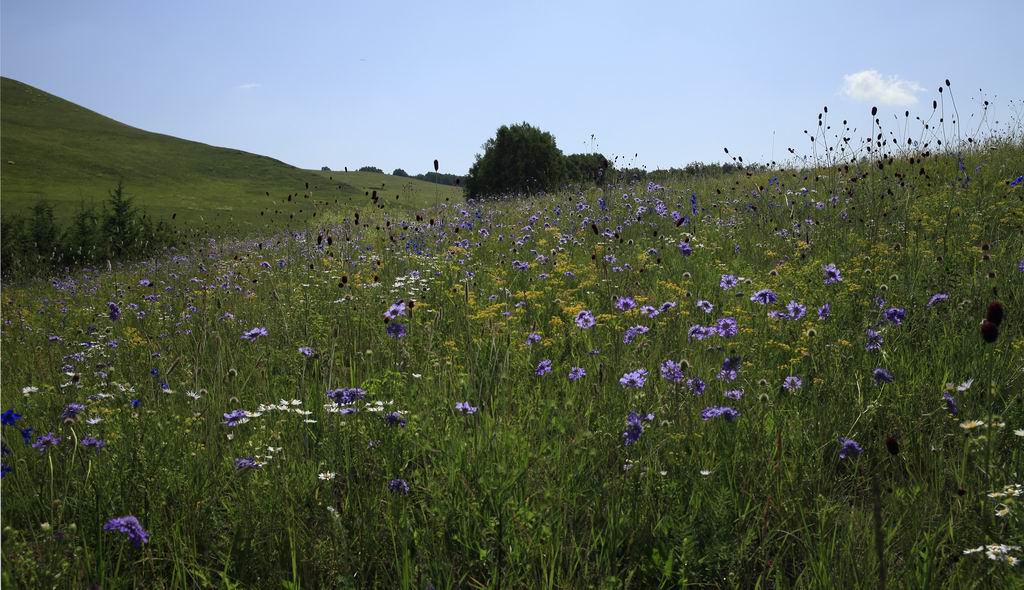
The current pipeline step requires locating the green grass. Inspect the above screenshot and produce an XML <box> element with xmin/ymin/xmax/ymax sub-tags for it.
<box><xmin>0</xmin><ymin>77</ymin><xmax>461</xmax><ymax>233</ymax></box>
<box><xmin>2</xmin><ymin>138</ymin><xmax>1023</xmax><ymax>587</ymax></box>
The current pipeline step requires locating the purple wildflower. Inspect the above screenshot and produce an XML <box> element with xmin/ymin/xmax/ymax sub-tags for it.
<box><xmin>751</xmin><ymin>289</ymin><xmax>778</xmax><ymax>305</ymax></box>
<box><xmin>32</xmin><ymin>432</ymin><xmax>60</xmax><ymax>453</ymax></box>
<box><xmin>81</xmin><ymin>436</ymin><xmax>106</xmax><ymax>452</ymax></box>
<box><xmin>838</xmin><ymin>437</ymin><xmax>864</xmax><ymax>460</ymax></box>
<box><xmin>678</xmin><ymin>241</ymin><xmax>693</xmax><ymax>256</ymax></box>
<box><xmin>575</xmin><ymin>310</ymin><xmax>596</xmax><ymax>328</ymax></box>
<box><xmin>568</xmin><ymin>367</ymin><xmax>586</xmax><ymax>382</ymax></box>
<box><xmin>927</xmin><ymin>293</ymin><xmax>949</xmax><ymax>307</ymax></box>
<box><xmin>942</xmin><ymin>391</ymin><xmax>958</xmax><ymax>416</ymax></box>
<box><xmin>385</xmin><ymin>411</ymin><xmax>407</xmax><ymax>427</ymax></box>
<box><xmin>785</xmin><ymin>301</ymin><xmax>807</xmax><ymax>320</ymax></box>
<box><xmin>103</xmin><ymin>516</ymin><xmax>149</xmax><ymax>547</ymax></box>
<box><xmin>298</xmin><ymin>346</ymin><xmax>316</xmax><ymax>357</ymax></box>
<box><xmin>873</xmin><ymin>367</ymin><xmax>894</xmax><ymax>385</ymax></box>
<box><xmin>1</xmin><ymin>410</ymin><xmax>21</xmax><ymax>426</ymax></box>
<box><xmin>716</xmin><ymin>317</ymin><xmax>738</xmax><ymax>337</ymax></box>
<box><xmin>718</xmin><ymin>356</ymin><xmax>741</xmax><ymax>382</ymax></box>
<box><xmin>61</xmin><ymin>403</ymin><xmax>86</xmax><ymax>420</ymax></box>
<box><xmin>107</xmin><ymin>302</ymin><xmax>121</xmax><ymax>321</ymax></box>
<box><xmin>535</xmin><ymin>360</ymin><xmax>553</xmax><ymax>376</ymax></box>
<box><xmin>883</xmin><ymin>307</ymin><xmax>906</xmax><ymax>326</ymax></box>
<box><xmin>687</xmin><ymin>377</ymin><xmax>706</xmax><ymax>396</ymax></box>
<box><xmin>660</xmin><ymin>360</ymin><xmax>684</xmax><ymax>383</ymax></box>
<box><xmin>614</xmin><ymin>296</ymin><xmax>636</xmax><ymax>311</ymax></box>
<box><xmin>234</xmin><ymin>457</ymin><xmax>260</xmax><ymax>471</ymax></box>
<box><xmin>455</xmin><ymin>401</ymin><xmax>478</xmax><ymax>414</ymax></box>
<box><xmin>700</xmin><ymin>406</ymin><xmax>740</xmax><ymax>422</ymax></box>
<box><xmin>619</xmin><ymin>369</ymin><xmax>648</xmax><ymax>389</ymax></box>
<box><xmin>696</xmin><ymin>300</ymin><xmax>714</xmax><ymax>313</ymax></box>
<box><xmin>817</xmin><ymin>303</ymin><xmax>831</xmax><ymax>320</ymax></box>
<box><xmin>241</xmin><ymin>327</ymin><xmax>268</xmax><ymax>341</ymax></box>
<box><xmin>222</xmin><ymin>409</ymin><xmax>250</xmax><ymax>426</ymax></box>
<box><xmin>720</xmin><ymin>274</ymin><xmax>738</xmax><ymax>290</ymax></box>
<box><xmin>328</xmin><ymin>388</ymin><xmax>366</xmax><ymax>405</ymax></box>
<box><xmin>386</xmin><ymin>322</ymin><xmax>407</xmax><ymax>338</ymax></box>
<box><xmin>389</xmin><ymin>478</ymin><xmax>410</xmax><ymax>494</ymax></box>
<box><xmin>823</xmin><ymin>263</ymin><xmax>842</xmax><ymax>285</ymax></box>
<box><xmin>783</xmin><ymin>376</ymin><xmax>802</xmax><ymax>391</ymax></box>
<box><xmin>724</xmin><ymin>389</ymin><xmax>744</xmax><ymax>400</ymax></box>
<box><xmin>865</xmin><ymin>329</ymin><xmax>883</xmax><ymax>351</ymax></box>
<box><xmin>526</xmin><ymin>333</ymin><xmax>542</xmax><ymax>345</ymax></box>
<box><xmin>622</xmin><ymin>411</ymin><xmax>654</xmax><ymax>446</ymax></box>
<box><xmin>623</xmin><ymin>325</ymin><xmax>649</xmax><ymax>344</ymax></box>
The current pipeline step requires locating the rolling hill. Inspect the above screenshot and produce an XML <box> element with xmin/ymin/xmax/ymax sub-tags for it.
<box><xmin>0</xmin><ymin>77</ymin><xmax>461</xmax><ymax>232</ymax></box>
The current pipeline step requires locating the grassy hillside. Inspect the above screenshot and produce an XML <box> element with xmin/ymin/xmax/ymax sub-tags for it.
<box><xmin>0</xmin><ymin>77</ymin><xmax>460</xmax><ymax>232</ymax></box>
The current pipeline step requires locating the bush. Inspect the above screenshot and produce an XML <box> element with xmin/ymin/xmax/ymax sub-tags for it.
<box><xmin>565</xmin><ymin>153</ymin><xmax>612</xmax><ymax>185</ymax></box>
<box><xmin>392</xmin><ymin>168</ymin><xmax>408</xmax><ymax>177</ymax></box>
<box><xmin>358</xmin><ymin>166</ymin><xmax>383</xmax><ymax>174</ymax></box>
<box><xmin>464</xmin><ymin>122</ymin><xmax>566</xmax><ymax>198</ymax></box>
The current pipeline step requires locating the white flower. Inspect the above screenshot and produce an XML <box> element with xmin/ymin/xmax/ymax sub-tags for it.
<box><xmin>186</xmin><ymin>390</ymin><xmax>201</xmax><ymax>400</ymax></box>
<box><xmin>319</xmin><ymin>472</ymin><xmax>336</xmax><ymax>481</ymax></box>
<box><xmin>85</xmin><ymin>417</ymin><xmax>103</xmax><ymax>425</ymax></box>
<box><xmin>957</xmin><ymin>379</ymin><xmax>974</xmax><ymax>392</ymax></box>
<box><xmin>700</xmin><ymin>469</ymin><xmax>712</xmax><ymax>477</ymax></box>
<box><xmin>960</xmin><ymin>420</ymin><xmax>985</xmax><ymax>430</ymax></box>
<box><xmin>21</xmin><ymin>386</ymin><xmax>39</xmax><ymax>394</ymax></box>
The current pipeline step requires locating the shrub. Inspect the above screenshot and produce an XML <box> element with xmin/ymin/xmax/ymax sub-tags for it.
<box><xmin>464</xmin><ymin>122</ymin><xmax>566</xmax><ymax>199</ymax></box>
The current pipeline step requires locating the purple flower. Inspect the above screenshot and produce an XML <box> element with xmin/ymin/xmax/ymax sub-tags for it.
<box><xmin>234</xmin><ymin>457</ymin><xmax>260</xmax><ymax>470</ymax></box>
<box><xmin>385</xmin><ymin>411</ymin><xmax>407</xmax><ymax>427</ymax></box>
<box><xmin>512</xmin><ymin>260</ymin><xmax>530</xmax><ymax>271</ymax></box>
<box><xmin>327</xmin><ymin>388</ymin><xmax>366</xmax><ymax>405</ymax></box>
<box><xmin>614</xmin><ymin>296</ymin><xmax>636</xmax><ymax>311</ymax></box>
<box><xmin>696</xmin><ymin>300</ymin><xmax>714</xmax><ymax>314</ymax></box>
<box><xmin>927</xmin><ymin>293</ymin><xmax>949</xmax><ymax>307</ymax></box>
<box><xmin>700</xmin><ymin>406</ymin><xmax>740</xmax><ymax>422</ymax></box>
<box><xmin>687</xmin><ymin>324</ymin><xmax>714</xmax><ymax>341</ymax></box>
<box><xmin>526</xmin><ymin>333</ymin><xmax>542</xmax><ymax>345</ymax></box>
<box><xmin>389</xmin><ymin>478</ymin><xmax>410</xmax><ymax>494</ymax></box>
<box><xmin>623</xmin><ymin>325</ymin><xmax>649</xmax><ymax>344</ymax></box>
<box><xmin>720</xmin><ymin>274</ymin><xmax>738</xmax><ymax>290</ymax></box>
<box><xmin>751</xmin><ymin>289</ymin><xmax>778</xmax><ymax>305</ymax></box>
<box><xmin>686</xmin><ymin>377</ymin><xmax>706</xmax><ymax>396</ymax></box>
<box><xmin>32</xmin><ymin>432</ymin><xmax>60</xmax><ymax>453</ymax></box>
<box><xmin>678</xmin><ymin>241</ymin><xmax>693</xmax><ymax>256</ymax></box>
<box><xmin>535</xmin><ymin>360</ymin><xmax>553</xmax><ymax>376</ymax></box>
<box><xmin>724</xmin><ymin>389</ymin><xmax>744</xmax><ymax>400</ymax></box>
<box><xmin>716</xmin><ymin>317</ymin><xmax>738</xmax><ymax>337</ymax></box>
<box><xmin>107</xmin><ymin>302</ymin><xmax>121</xmax><ymax>322</ymax></box>
<box><xmin>383</xmin><ymin>301</ymin><xmax>408</xmax><ymax>319</ymax></box>
<box><xmin>817</xmin><ymin>303</ymin><xmax>831</xmax><ymax>320</ymax></box>
<box><xmin>660</xmin><ymin>360</ymin><xmax>684</xmax><ymax>383</ymax></box>
<box><xmin>838</xmin><ymin>437</ymin><xmax>864</xmax><ymax>460</ymax></box>
<box><xmin>865</xmin><ymin>329</ymin><xmax>884</xmax><ymax>351</ymax></box>
<box><xmin>568</xmin><ymin>367</ymin><xmax>587</xmax><ymax>382</ymax></box>
<box><xmin>942</xmin><ymin>391</ymin><xmax>958</xmax><ymax>416</ymax></box>
<box><xmin>241</xmin><ymin>327</ymin><xmax>268</xmax><ymax>341</ymax></box>
<box><xmin>61</xmin><ymin>403</ymin><xmax>86</xmax><ymax>420</ymax></box>
<box><xmin>783</xmin><ymin>376</ymin><xmax>803</xmax><ymax>391</ymax></box>
<box><xmin>455</xmin><ymin>401</ymin><xmax>478</xmax><ymax>414</ymax></box>
<box><xmin>823</xmin><ymin>263</ymin><xmax>842</xmax><ymax>285</ymax></box>
<box><xmin>873</xmin><ymin>367</ymin><xmax>894</xmax><ymax>385</ymax></box>
<box><xmin>222</xmin><ymin>409</ymin><xmax>250</xmax><ymax>426</ymax></box>
<box><xmin>386</xmin><ymin>322</ymin><xmax>407</xmax><ymax>338</ymax></box>
<box><xmin>883</xmin><ymin>307</ymin><xmax>906</xmax><ymax>326</ymax></box>
<box><xmin>103</xmin><ymin>516</ymin><xmax>149</xmax><ymax>547</ymax></box>
<box><xmin>575</xmin><ymin>310</ymin><xmax>596</xmax><ymax>329</ymax></box>
<box><xmin>81</xmin><ymin>436</ymin><xmax>106</xmax><ymax>451</ymax></box>
<box><xmin>718</xmin><ymin>356</ymin><xmax>741</xmax><ymax>382</ymax></box>
<box><xmin>785</xmin><ymin>301</ymin><xmax>806</xmax><ymax>320</ymax></box>
<box><xmin>619</xmin><ymin>369</ymin><xmax>648</xmax><ymax>389</ymax></box>
<box><xmin>622</xmin><ymin>411</ymin><xmax>654</xmax><ymax>446</ymax></box>
<box><xmin>298</xmin><ymin>346</ymin><xmax>316</xmax><ymax>357</ymax></box>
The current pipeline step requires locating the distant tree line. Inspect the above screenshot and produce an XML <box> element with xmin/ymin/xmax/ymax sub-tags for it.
<box><xmin>1</xmin><ymin>182</ymin><xmax>175</xmax><ymax>279</ymax></box>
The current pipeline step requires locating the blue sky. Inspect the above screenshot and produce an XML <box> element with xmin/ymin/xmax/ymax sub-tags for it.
<box><xmin>3</xmin><ymin>0</ymin><xmax>1021</xmax><ymax>175</ymax></box>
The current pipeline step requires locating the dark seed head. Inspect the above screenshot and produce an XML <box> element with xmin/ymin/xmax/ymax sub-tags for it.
<box><xmin>885</xmin><ymin>435</ymin><xmax>900</xmax><ymax>456</ymax></box>
<box><xmin>985</xmin><ymin>301</ymin><xmax>1004</xmax><ymax>325</ymax></box>
<box><xmin>980</xmin><ymin>320</ymin><xmax>999</xmax><ymax>343</ymax></box>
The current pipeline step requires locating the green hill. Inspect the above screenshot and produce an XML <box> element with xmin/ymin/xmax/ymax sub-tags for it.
<box><xmin>0</xmin><ymin>77</ymin><xmax>460</xmax><ymax>232</ymax></box>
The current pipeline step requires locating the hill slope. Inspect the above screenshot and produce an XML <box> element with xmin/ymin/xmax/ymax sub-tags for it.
<box><xmin>0</xmin><ymin>77</ymin><xmax>460</xmax><ymax>231</ymax></box>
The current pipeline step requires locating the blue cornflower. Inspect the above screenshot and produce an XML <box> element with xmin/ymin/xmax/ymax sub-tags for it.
<box><xmin>328</xmin><ymin>387</ymin><xmax>366</xmax><ymax>405</ymax></box>
<box><xmin>623</xmin><ymin>325</ymin><xmax>649</xmax><ymax>344</ymax></box>
<box><xmin>817</xmin><ymin>303</ymin><xmax>831</xmax><ymax>320</ymax></box>
<box><xmin>660</xmin><ymin>360</ymin><xmax>684</xmax><ymax>383</ymax></box>
<box><xmin>222</xmin><ymin>409</ymin><xmax>250</xmax><ymax>426</ymax></box>
<box><xmin>720</xmin><ymin>274</ymin><xmax>738</xmax><ymax>290</ymax></box>
<box><xmin>619</xmin><ymin>369</ymin><xmax>648</xmax><ymax>389</ymax></box>
<box><xmin>234</xmin><ymin>457</ymin><xmax>261</xmax><ymax>471</ymax></box>
<box><xmin>535</xmin><ymin>360</ymin><xmax>553</xmax><ymax>376</ymax></box>
<box><xmin>61</xmin><ymin>403</ymin><xmax>86</xmax><ymax>420</ymax></box>
<box><xmin>574</xmin><ymin>310</ymin><xmax>596</xmax><ymax>329</ymax></box>
<box><xmin>298</xmin><ymin>346</ymin><xmax>316</xmax><ymax>357</ymax></box>
<box><xmin>241</xmin><ymin>327</ymin><xmax>268</xmax><ymax>341</ymax></box>
<box><xmin>718</xmin><ymin>356</ymin><xmax>741</xmax><ymax>382</ymax></box>
<box><xmin>108</xmin><ymin>302</ymin><xmax>121</xmax><ymax>321</ymax></box>
<box><xmin>386</xmin><ymin>322</ymin><xmax>407</xmax><ymax>338</ymax></box>
<box><xmin>385</xmin><ymin>411</ymin><xmax>407</xmax><ymax>427</ymax></box>
<box><xmin>103</xmin><ymin>516</ymin><xmax>149</xmax><ymax>547</ymax></box>
<box><xmin>943</xmin><ymin>392</ymin><xmax>958</xmax><ymax>416</ymax></box>
<box><xmin>614</xmin><ymin>296</ymin><xmax>636</xmax><ymax>311</ymax></box>
<box><xmin>927</xmin><ymin>293</ymin><xmax>949</xmax><ymax>307</ymax></box>
<box><xmin>783</xmin><ymin>376</ymin><xmax>803</xmax><ymax>391</ymax></box>
<box><xmin>883</xmin><ymin>307</ymin><xmax>906</xmax><ymax>326</ymax></box>
<box><xmin>81</xmin><ymin>436</ymin><xmax>106</xmax><ymax>452</ymax></box>
<box><xmin>687</xmin><ymin>377</ymin><xmax>706</xmax><ymax>396</ymax></box>
<box><xmin>622</xmin><ymin>411</ymin><xmax>654</xmax><ymax>446</ymax></box>
<box><xmin>822</xmin><ymin>263</ymin><xmax>842</xmax><ymax>285</ymax></box>
<box><xmin>716</xmin><ymin>317</ymin><xmax>738</xmax><ymax>337</ymax></box>
<box><xmin>32</xmin><ymin>432</ymin><xmax>61</xmax><ymax>453</ymax></box>
<box><xmin>751</xmin><ymin>289</ymin><xmax>778</xmax><ymax>305</ymax></box>
<box><xmin>838</xmin><ymin>437</ymin><xmax>864</xmax><ymax>460</ymax></box>
<box><xmin>785</xmin><ymin>301</ymin><xmax>807</xmax><ymax>320</ymax></box>
<box><xmin>389</xmin><ymin>478</ymin><xmax>410</xmax><ymax>494</ymax></box>
<box><xmin>678</xmin><ymin>241</ymin><xmax>693</xmax><ymax>256</ymax></box>
<box><xmin>568</xmin><ymin>367</ymin><xmax>587</xmax><ymax>382</ymax></box>
<box><xmin>873</xmin><ymin>367</ymin><xmax>894</xmax><ymax>385</ymax></box>
<box><xmin>455</xmin><ymin>401</ymin><xmax>478</xmax><ymax>414</ymax></box>
<box><xmin>700</xmin><ymin>406</ymin><xmax>740</xmax><ymax>422</ymax></box>
<box><xmin>526</xmin><ymin>333</ymin><xmax>542</xmax><ymax>345</ymax></box>
<box><xmin>1</xmin><ymin>409</ymin><xmax>21</xmax><ymax>426</ymax></box>
<box><xmin>696</xmin><ymin>300</ymin><xmax>714</xmax><ymax>314</ymax></box>
<box><xmin>724</xmin><ymin>389</ymin><xmax>744</xmax><ymax>400</ymax></box>
<box><xmin>865</xmin><ymin>329</ymin><xmax>884</xmax><ymax>351</ymax></box>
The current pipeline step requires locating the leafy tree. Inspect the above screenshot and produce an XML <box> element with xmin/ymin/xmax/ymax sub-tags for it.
<box><xmin>358</xmin><ymin>166</ymin><xmax>383</xmax><ymax>174</ymax></box>
<box><xmin>464</xmin><ymin>122</ymin><xmax>566</xmax><ymax>198</ymax></box>
<box><xmin>392</xmin><ymin>168</ymin><xmax>409</xmax><ymax>177</ymax></box>
<box><xmin>415</xmin><ymin>171</ymin><xmax>462</xmax><ymax>186</ymax></box>
<box><xmin>29</xmin><ymin>200</ymin><xmax>59</xmax><ymax>264</ymax></box>
<box><xmin>565</xmin><ymin>153</ymin><xmax>613</xmax><ymax>185</ymax></box>
<box><xmin>67</xmin><ymin>202</ymin><xmax>101</xmax><ymax>265</ymax></box>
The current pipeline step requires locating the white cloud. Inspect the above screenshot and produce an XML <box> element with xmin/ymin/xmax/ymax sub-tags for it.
<box><xmin>841</xmin><ymin>70</ymin><xmax>923</xmax><ymax>106</ymax></box>
<box><xmin>237</xmin><ymin>82</ymin><xmax>261</xmax><ymax>90</ymax></box>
